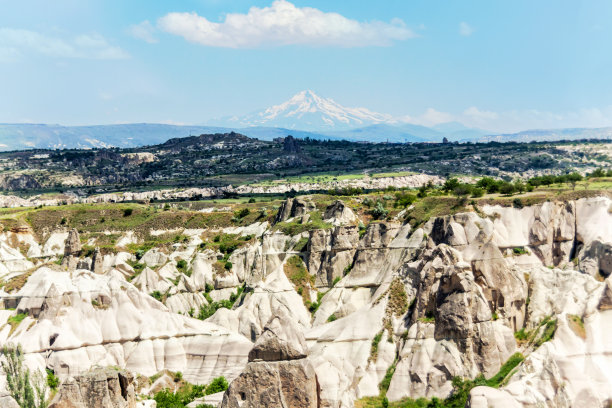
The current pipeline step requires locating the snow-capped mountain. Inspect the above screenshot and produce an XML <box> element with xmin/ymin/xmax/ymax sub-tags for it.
<box><xmin>216</xmin><ymin>90</ymin><xmax>394</xmax><ymax>131</ymax></box>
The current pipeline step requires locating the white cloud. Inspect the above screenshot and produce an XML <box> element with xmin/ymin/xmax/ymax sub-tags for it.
<box><xmin>157</xmin><ymin>0</ymin><xmax>415</xmax><ymax>48</ymax></box>
<box><xmin>129</xmin><ymin>20</ymin><xmax>158</xmax><ymax>44</ymax></box>
<box><xmin>459</xmin><ymin>22</ymin><xmax>474</xmax><ymax>36</ymax></box>
<box><xmin>399</xmin><ymin>105</ymin><xmax>612</xmax><ymax>133</ymax></box>
<box><xmin>0</xmin><ymin>28</ymin><xmax>129</xmax><ymax>60</ymax></box>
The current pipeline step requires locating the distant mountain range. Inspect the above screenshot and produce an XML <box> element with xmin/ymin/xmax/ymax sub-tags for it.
<box><xmin>212</xmin><ymin>89</ymin><xmax>393</xmax><ymax>131</ymax></box>
<box><xmin>479</xmin><ymin>127</ymin><xmax>612</xmax><ymax>142</ymax></box>
<box><xmin>1</xmin><ymin>90</ymin><xmax>611</xmax><ymax>150</ymax></box>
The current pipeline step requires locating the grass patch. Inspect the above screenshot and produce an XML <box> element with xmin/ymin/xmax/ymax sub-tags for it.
<box><xmin>1</xmin><ymin>271</ymin><xmax>33</xmax><ymax>293</ymax></box>
<box><xmin>567</xmin><ymin>314</ymin><xmax>586</xmax><ymax>339</ymax></box>
<box><xmin>293</xmin><ymin>237</ymin><xmax>310</xmax><ymax>252</ymax></box>
<box><xmin>485</xmin><ymin>353</ymin><xmax>524</xmax><ymax>387</ymax></box>
<box><xmin>418</xmin><ymin>311</ymin><xmax>435</xmax><ymax>324</ymax></box>
<box><xmin>196</xmin><ymin>285</ymin><xmax>246</xmax><ymax>320</ymax></box>
<box><xmin>404</xmin><ymin>196</ymin><xmax>460</xmax><ymax>228</ymax></box>
<box><xmin>534</xmin><ymin>317</ymin><xmax>557</xmax><ymax>347</ymax></box>
<box><xmin>274</xmin><ymin>211</ymin><xmax>333</xmax><ymax>236</ymax></box>
<box><xmin>283</xmin><ymin>255</ymin><xmax>315</xmax><ymax>307</ymax></box>
<box><xmin>358</xmin><ymin>352</ymin><xmax>525</xmax><ymax>408</ymax></box>
<box><xmin>514</xmin><ymin>316</ymin><xmax>557</xmax><ymax>347</ymax></box>
<box><xmin>369</xmin><ymin>331</ymin><xmax>383</xmax><ymax>362</ymax></box>
<box><xmin>7</xmin><ymin>313</ymin><xmax>27</xmax><ymax>336</ymax></box>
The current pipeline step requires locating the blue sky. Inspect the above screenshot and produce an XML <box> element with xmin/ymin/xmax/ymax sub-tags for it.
<box><xmin>1</xmin><ymin>0</ymin><xmax>611</xmax><ymax>132</ymax></box>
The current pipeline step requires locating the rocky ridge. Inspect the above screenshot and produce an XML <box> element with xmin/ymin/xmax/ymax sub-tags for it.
<box><xmin>0</xmin><ymin>173</ymin><xmax>442</xmax><ymax>208</ymax></box>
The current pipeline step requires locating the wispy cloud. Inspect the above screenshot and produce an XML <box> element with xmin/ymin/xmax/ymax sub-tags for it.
<box><xmin>403</xmin><ymin>105</ymin><xmax>612</xmax><ymax>133</ymax></box>
<box><xmin>459</xmin><ymin>22</ymin><xmax>474</xmax><ymax>36</ymax></box>
<box><xmin>129</xmin><ymin>20</ymin><xmax>158</xmax><ymax>44</ymax></box>
<box><xmin>0</xmin><ymin>28</ymin><xmax>129</xmax><ymax>60</ymax></box>
<box><xmin>157</xmin><ymin>0</ymin><xmax>415</xmax><ymax>48</ymax></box>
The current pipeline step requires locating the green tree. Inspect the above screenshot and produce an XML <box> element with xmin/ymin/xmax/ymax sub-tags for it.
<box><xmin>369</xmin><ymin>201</ymin><xmax>389</xmax><ymax>220</ymax></box>
<box><xmin>443</xmin><ymin>178</ymin><xmax>460</xmax><ymax>192</ymax></box>
<box><xmin>2</xmin><ymin>344</ymin><xmax>48</xmax><ymax>408</ymax></box>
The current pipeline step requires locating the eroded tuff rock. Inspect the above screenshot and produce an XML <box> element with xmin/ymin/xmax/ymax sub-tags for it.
<box><xmin>2</xmin><ymin>195</ymin><xmax>612</xmax><ymax>408</ymax></box>
<box><xmin>220</xmin><ymin>312</ymin><xmax>320</xmax><ymax>408</ymax></box>
<box><xmin>61</xmin><ymin>228</ymin><xmax>82</xmax><ymax>270</ymax></box>
<box><xmin>48</xmin><ymin>368</ymin><xmax>136</xmax><ymax>408</ymax></box>
<box><xmin>1</xmin><ymin>267</ymin><xmax>252</xmax><ymax>385</ymax></box>
<box><xmin>91</xmin><ymin>247</ymin><xmax>103</xmax><ymax>274</ymax></box>
<box><xmin>323</xmin><ymin>200</ymin><xmax>357</xmax><ymax>226</ymax></box>
<box><xmin>275</xmin><ymin>197</ymin><xmax>316</xmax><ymax>223</ymax></box>
<box><xmin>468</xmin><ymin>267</ymin><xmax>612</xmax><ymax>407</ymax></box>
<box><xmin>308</xmin><ymin>226</ymin><xmax>359</xmax><ymax>287</ymax></box>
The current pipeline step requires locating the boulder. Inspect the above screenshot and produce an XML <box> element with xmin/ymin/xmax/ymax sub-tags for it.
<box><xmin>48</xmin><ymin>368</ymin><xmax>136</xmax><ymax>408</ymax></box>
<box><xmin>220</xmin><ymin>312</ymin><xmax>319</xmax><ymax>408</ymax></box>
<box><xmin>248</xmin><ymin>312</ymin><xmax>308</xmax><ymax>362</ymax></box>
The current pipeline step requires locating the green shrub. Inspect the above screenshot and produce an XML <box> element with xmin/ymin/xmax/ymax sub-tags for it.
<box><xmin>394</xmin><ymin>192</ymin><xmax>417</xmax><ymax>208</ymax></box>
<box><xmin>153</xmin><ymin>389</ymin><xmax>184</xmax><ymax>408</ymax></box>
<box><xmin>470</xmin><ymin>187</ymin><xmax>485</xmax><ymax>198</ymax></box>
<box><xmin>150</xmin><ymin>291</ymin><xmax>163</xmax><ymax>302</ymax></box>
<box><xmin>512</xmin><ymin>247</ymin><xmax>528</xmax><ymax>255</ymax></box>
<box><xmin>514</xmin><ymin>328</ymin><xmax>529</xmax><ymax>341</ymax></box>
<box><xmin>1</xmin><ymin>345</ymin><xmax>47</xmax><ymax>408</ymax></box>
<box><xmin>46</xmin><ymin>369</ymin><xmax>59</xmax><ymax>390</ymax></box>
<box><xmin>370</xmin><ymin>201</ymin><xmax>389</xmax><ymax>220</ymax></box>
<box><xmin>370</xmin><ymin>331</ymin><xmax>383</xmax><ymax>360</ymax></box>
<box><xmin>513</xmin><ymin>198</ymin><xmax>523</xmax><ymax>208</ymax></box>
<box><xmin>176</xmin><ymin>259</ymin><xmax>188</xmax><ymax>272</ymax></box>
<box><xmin>234</xmin><ymin>208</ymin><xmax>250</xmax><ymax>219</ymax></box>
<box><xmin>205</xmin><ymin>376</ymin><xmax>228</xmax><ymax>395</ymax></box>
<box><xmin>123</xmin><ymin>208</ymin><xmax>133</xmax><ymax>217</ymax></box>
<box><xmin>327</xmin><ymin>313</ymin><xmax>337</xmax><ymax>322</ymax></box>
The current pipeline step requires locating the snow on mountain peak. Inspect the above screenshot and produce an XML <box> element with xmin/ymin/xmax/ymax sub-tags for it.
<box><xmin>239</xmin><ymin>90</ymin><xmax>394</xmax><ymax>130</ymax></box>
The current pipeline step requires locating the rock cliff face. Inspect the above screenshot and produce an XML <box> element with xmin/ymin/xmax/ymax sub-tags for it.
<box><xmin>0</xmin><ymin>195</ymin><xmax>612</xmax><ymax>407</ymax></box>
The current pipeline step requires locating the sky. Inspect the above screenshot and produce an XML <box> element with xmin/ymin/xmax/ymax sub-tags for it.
<box><xmin>1</xmin><ymin>0</ymin><xmax>612</xmax><ymax>132</ymax></box>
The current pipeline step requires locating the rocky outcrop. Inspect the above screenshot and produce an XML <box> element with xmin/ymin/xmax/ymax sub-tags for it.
<box><xmin>275</xmin><ymin>197</ymin><xmax>316</xmax><ymax>223</ymax></box>
<box><xmin>308</xmin><ymin>226</ymin><xmax>358</xmax><ymax>287</ymax></box>
<box><xmin>91</xmin><ymin>247</ymin><xmax>103</xmax><ymax>274</ymax></box>
<box><xmin>283</xmin><ymin>135</ymin><xmax>301</xmax><ymax>153</ymax></box>
<box><xmin>220</xmin><ymin>312</ymin><xmax>320</xmax><ymax>408</ymax></box>
<box><xmin>323</xmin><ymin>200</ymin><xmax>357</xmax><ymax>226</ymax></box>
<box><xmin>61</xmin><ymin>228</ymin><xmax>82</xmax><ymax>270</ymax></box>
<box><xmin>48</xmin><ymin>368</ymin><xmax>136</xmax><ymax>408</ymax></box>
<box><xmin>468</xmin><ymin>267</ymin><xmax>612</xmax><ymax>407</ymax></box>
